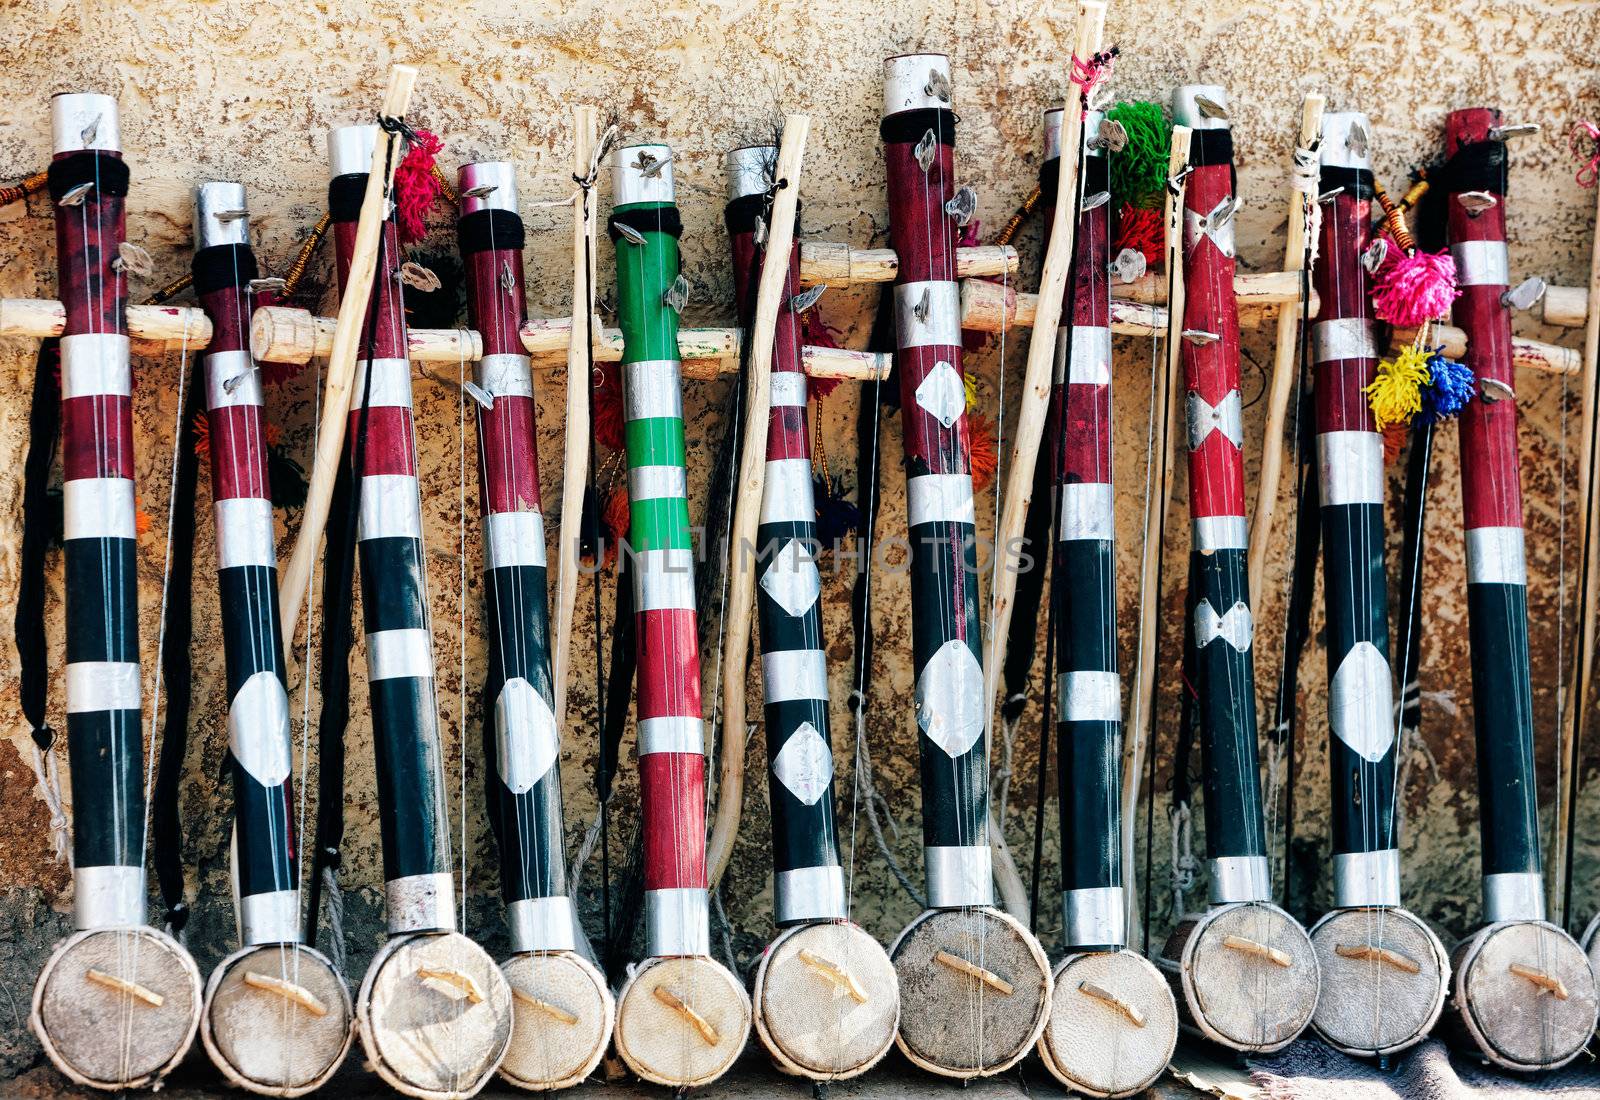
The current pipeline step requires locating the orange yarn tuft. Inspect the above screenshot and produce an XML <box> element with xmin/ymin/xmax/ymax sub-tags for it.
<box><xmin>968</xmin><ymin>412</ymin><xmax>999</xmax><ymax>492</ymax></box>
<box><xmin>1383</xmin><ymin>421</ymin><xmax>1409</xmax><ymax>465</ymax></box>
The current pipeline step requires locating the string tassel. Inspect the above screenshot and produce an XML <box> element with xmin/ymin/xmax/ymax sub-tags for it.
<box><xmin>1373</xmin><ymin>248</ymin><xmax>1459</xmax><ymax>328</ymax></box>
<box><xmin>393</xmin><ymin>128</ymin><xmax>446</xmax><ymax>244</ymax></box>
<box><xmin>1114</xmin><ymin>202</ymin><xmax>1164</xmax><ymax>269</ymax></box>
<box><xmin>812</xmin><ymin>472</ymin><xmax>859</xmax><ymax>550</ymax></box>
<box><xmin>1106</xmin><ymin>100</ymin><xmax>1171</xmax><ymax>208</ymax></box>
<box><xmin>1366</xmin><ymin>344</ymin><xmax>1431</xmax><ymax>430</ymax></box>
<box><xmin>1421</xmin><ymin>350</ymin><xmax>1475</xmax><ymax>422</ymax></box>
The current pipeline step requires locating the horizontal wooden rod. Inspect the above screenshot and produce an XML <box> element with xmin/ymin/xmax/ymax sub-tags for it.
<box><xmin>248</xmin><ymin>305</ymin><xmax>890</xmax><ymax>381</ymax></box>
<box><xmin>798</xmin><ymin>241</ymin><xmax>1016</xmax><ymax>287</ymax></box>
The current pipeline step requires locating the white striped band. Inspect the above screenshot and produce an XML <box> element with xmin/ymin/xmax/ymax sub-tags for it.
<box><xmin>65</xmin><ymin>661</ymin><xmax>141</xmax><ymax>713</ymax></box>
<box><xmin>484</xmin><ymin>509</ymin><xmax>546</xmax><ymax>570</ymax></box>
<box><xmin>760</xmin><ymin>458</ymin><xmax>816</xmax><ymax>525</ymax></box>
<box><xmin>645</xmin><ymin>887</ymin><xmax>710</xmax><ymax>957</ymax></box>
<box><xmin>227</xmin><ymin>670</ymin><xmax>294</xmax><ymax>786</ymax></box>
<box><xmin>1192</xmin><ymin>513</ymin><xmax>1248</xmax><ymax>552</ymax></box>
<box><xmin>775</xmin><ymin>866</ymin><xmax>846</xmax><ymax>923</ymax></box>
<box><xmin>63</xmin><ymin>478</ymin><xmax>135</xmax><ymax>540</ymax></box>
<box><xmin>73</xmin><ymin>865</ymin><xmax>145</xmax><ymax>930</ymax></box>
<box><xmin>1483</xmin><ymin>871</ymin><xmax>1545</xmax><ymax>923</ymax></box>
<box><xmin>761</xmin><ymin>648</ymin><xmax>829</xmax><ymax>704</ymax></box>
<box><xmin>1058</xmin><ymin>482</ymin><xmax>1115</xmax><ymax>541</ymax></box>
<box><xmin>628</xmin><ymin>463</ymin><xmax>688</xmax><ymax>503</ymax></box>
<box><xmin>1466</xmin><ymin>525</ymin><xmax>1526</xmax><ymax>585</ymax></box>
<box><xmin>506</xmin><ymin>895</ymin><xmax>578</xmax><ymax>954</ymax></box>
<box><xmin>769</xmin><ymin>371</ymin><xmax>808</xmax><ymax>407</ymax></box>
<box><xmin>476</xmin><ymin>352</ymin><xmax>534</xmax><ymax>399</ymax></box>
<box><xmin>386</xmin><ymin>872</ymin><xmax>457</xmax><ymax>934</ymax></box>
<box><xmin>883</xmin><ymin>53</ymin><xmax>953</xmax><ymax>116</ymax></box>
<box><xmin>215</xmin><ymin>496</ymin><xmax>277</xmax><ymax>569</ymax></box>
<box><xmin>53</xmin><ymin>93</ymin><xmax>121</xmax><ymax>155</ymax></box>
<box><xmin>1056</xmin><ymin>325</ymin><xmax>1112</xmax><ymax>386</ymax></box>
<box><xmin>351</xmin><ymin>357</ymin><xmax>414</xmax><ymax>409</ymax></box>
<box><xmin>612</xmin><ymin>143</ymin><xmax>676</xmax><ymax>206</ymax></box>
<box><xmin>624</xmin><ymin>359</ymin><xmax>684</xmax><ymax>422</ymax></box>
<box><xmin>1209</xmin><ymin>854</ymin><xmax>1271</xmax><ymax>904</ymax></box>
<box><xmin>60</xmin><ymin>333</ymin><xmax>132</xmax><ymax>399</ymax></box>
<box><xmin>907</xmin><ymin>472</ymin><xmax>976</xmax><ymax>527</ymax></box>
<box><xmin>631</xmin><ymin>547</ymin><xmax>696</xmax><ymax>611</ymax></box>
<box><xmin>893</xmin><ymin>280</ymin><xmax>962</xmax><ymax>348</ymax></box>
<box><xmin>367</xmin><ymin>628</ymin><xmax>434</xmax><ymax>681</ymax></box>
<box><xmin>925</xmin><ymin>845</ymin><xmax>994</xmax><ymax>908</ymax></box>
<box><xmin>1312</xmin><ymin>317</ymin><xmax>1377</xmax><ymax>363</ymax></box>
<box><xmin>358</xmin><ymin>473</ymin><xmax>423</xmax><ymax>541</ymax></box>
<box><xmin>1057</xmin><ymin>670</ymin><xmax>1122</xmax><ymax>723</ymax></box>
<box><xmin>637</xmin><ymin>715</ymin><xmax>705</xmax><ymax>756</ymax></box>
<box><xmin>204</xmin><ymin>350</ymin><xmax>263</xmax><ymax>411</ymax></box>
<box><xmin>1064</xmin><ymin>886</ymin><xmax>1125</xmax><ymax>948</ymax></box>
<box><xmin>1451</xmin><ymin>239</ymin><xmax>1509</xmax><ymax>287</ymax></box>
<box><xmin>240</xmin><ymin>888</ymin><xmax>302</xmax><ymax>946</ymax></box>
<box><xmin>1332</xmin><ymin>849</ymin><xmax>1400</xmax><ymax>909</ymax></box>
<box><xmin>1316</xmin><ymin>430</ymin><xmax>1384</xmax><ymax>507</ymax></box>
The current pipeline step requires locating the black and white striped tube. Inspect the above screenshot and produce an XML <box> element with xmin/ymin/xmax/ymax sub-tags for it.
<box><xmin>328</xmin><ymin>124</ymin><xmax>455</xmax><ymax>935</ymax></box>
<box><xmin>194</xmin><ymin>182</ymin><xmax>302</xmax><ymax>946</ymax></box>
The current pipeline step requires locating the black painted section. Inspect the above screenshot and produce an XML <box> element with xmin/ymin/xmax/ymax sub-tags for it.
<box><xmin>358</xmin><ymin>536</ymin><xmax>427</xmax><ymax>633</ymax></box>
<box><xmin>1466</xmin><ymin>581</ymin><xmax>1541</xmax><ymax>877</ymax></box>
<box><xmin>368</xmin><ymin>676</ymin><xmax>452</xmax><ymax>883</ymax></box>
<box><xmin>63</xmin><ymin>537</ymin><xmax>140</xmax><ymax>663</ymax></box>
<box><xmin>65</xmin><ymin>708</ymin><xmax>143</xmax><ymax>868</ymax></box>
<box><xmin>216</xmin><ymin>564</ymin><xmax>284</xmax><ymax>695</ymax></box>
<box><xmin>231</xmin><ymin>768</ymin><xmax>297</xmax><ymax>900</ymax></box>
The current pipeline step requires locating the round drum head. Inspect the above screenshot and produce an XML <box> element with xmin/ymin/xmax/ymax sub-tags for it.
<box><xmin>889</xmin><ymin>906</ymin><xmax>1052</xmax><ymax>1078</ymax></box>
<box><xmin>614</xmin><ymin>954</ymin><xmax>751</xmax><ymax>1087</ymax></box>
<box><xmin>1172</xmin><ymin>902</ymin><xmax>1319</xmax><ymax>1052</ymax></box>
<box><xmin>1454</xmin><ymin>920</ymin><xmax>1598</xmax><ymax>1072</ymax></box>
<box><xmin>201</xmin><ymin>942</ymin><xmax>353</xmax><ymax>1096</ymax></box>
<box><xmin>1309</xmin><ymin>907</ymin><xmax>1448</xmax><ymax>1057</ymax></box>
<box><xmin>357</xmin><ymin>931</ymin><xmax>514</xmax><ymax>1099</ymax></box>
<box><xmin>1039</xmin><ymin>950</ymin><xmax>1178</xmax><ymax>1098</ymax></box>
<box><xmin>31</xmin><ymin>926</ymin><xmax>202</xmax><ymax>1090</ymax></box>
<box><xmin>753</xmin><ymin>921</ymin><xmax>900</xmax><ymax>1080</ymax></box>
<box><xmin>497</xmin><ymin>951</ymin><xmax>614</xmax><ymax>1091</ymax></box>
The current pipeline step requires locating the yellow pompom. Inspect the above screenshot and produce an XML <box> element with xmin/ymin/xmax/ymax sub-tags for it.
<box><xmin>1366</xmin><ymin>345</ymin><xmax>1431</xmax><ymax>430</ymax></box>
<box><xmin>963</xmin><ymin>370</ymin><xmax>979</xmax><ymax>413</ymax></box>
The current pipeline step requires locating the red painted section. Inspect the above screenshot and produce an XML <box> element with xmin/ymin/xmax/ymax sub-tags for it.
<box><xmin>53</xmin><ymin>152</ymin><xmax>127</xmax><ymax>338</ymax></box>
<box><xmin>476</xmin><ymin>393</ymin><xmax>541</xmax><ymax>515</ymax></box>
<box><xmin>207</xmin><ymin>405</ymin><xmax>270</xmax><ymax>501</ymax></box>
<box><xmin>1445</xmin><ymin>108</ymin><xmax>1523</xmax><ymax>533</ymax></box>
<box><xmin>344</xmin><ymin>405</ymin><xmax>418</xmax><ymax>478</ymax></box>
<box><xmin>199</xmin><ymin>286</ymin><xmax>249</xmax><ymax>355</ymax></box>
<box><xmin>1313</xmin><ymin>192</ymin><xmax>1377</xmax><ymax>434</ymax></box>
<box><xmin>332</xmin><ymin>220</ymin><xmax>407</xmax><ymax>360</ymax></box>
<box><xmin>640</xmin><ymin>752</ymin><xmax>709</xmax><ymax>890</ymax></box>
<box><xmin>1181</xmin><ymin>158</ymin><xmax>1245</xmax><ymax>522</ymax></box>
<box><xmin>61</xmin><ymin>397</ymin><xmax>135</xmax><ymax>480</ymax></box>
<box><xmin>730</xmin><ymin>228</ymin><xmax>811</xmax><ymax>465</ymax></box>
<box><xmin>633</xmin><ymin>606</ymin><xmax>703</xmax><ymax>721</ymax></box>
<box><xmin>462</xmin><ymin>247</ymin><xmax>528</xmax><ymax>358</ymax></box>
<box><xmin>1051</xmin><ymin>157</ymin><xmax>1112</xmax><ymax>489</ymax></box>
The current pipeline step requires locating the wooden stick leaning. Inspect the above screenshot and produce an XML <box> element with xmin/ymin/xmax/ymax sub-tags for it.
<box><xmin>978</xmin><ymin>0</ymin><xmax>1106</xmax><ymax>925</ymax></box>
<box><xmin>276</xmin><ymin>64</ymin><xmax>418</xmax><ymax>649</ymax></box>
<box><xmin>706</xmin><ymin>114</ymin><xmax>810</xmax><ymax>888</ymax></box>
<box><xmin>1550</xmin><ymin>172</ymin><xmax>1600</xmax><ymax>924</ymax></box>
<box><xmin>1120</xmin><ymin>125</ymin><xmax>1192</xmax><ymax>947</ymax></box>
<box><xmin>551</xmin><ymin>105</ymin><xmax>599</xmax><ymax>737</ymax></box>
<box><xmin>1247</xmin><ymin>94</ymin><xmax>1324</xmax><ymax>605</ymax></box>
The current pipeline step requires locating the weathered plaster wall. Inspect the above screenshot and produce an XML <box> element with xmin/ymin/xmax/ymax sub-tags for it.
<box><xmin>1</xmin><ymin>0</ymin><xmax>1599</xmax><ymax>1078</ymax></box>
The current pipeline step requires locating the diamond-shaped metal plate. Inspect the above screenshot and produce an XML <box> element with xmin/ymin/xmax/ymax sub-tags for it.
<box><xmin>915</xmin><ymin>640</ymin><xmax>985</xmax><ymax>758</ymax></box>
<box><xmin>1329</xmin><ymin>640</ymin><xmax>1395</xmax><ymax>763</ymax></box>
<box><xmin>771</xmin><ymin>721</ymin><xmax>833</xmax><ymax>805</ymax></box>
<box><xmin>915</xmin><ymin>360</ymin><xmax>966</xmax><ymax>428</ymax></box>
<box><xmin>760</xmin><ymin>537</ymin><xmax>821</xmax><ymax>619</ymax></box>
<box><xmin>495</xmin><ymin>676</ymin><xmax>559</xmax><ymax>793</ymax></box>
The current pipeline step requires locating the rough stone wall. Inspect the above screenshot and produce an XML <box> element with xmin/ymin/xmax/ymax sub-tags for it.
<box><xmin>1</xmin><ymin>0</ymin><xmax>1599</xmax><ymax>1078</ymax></box>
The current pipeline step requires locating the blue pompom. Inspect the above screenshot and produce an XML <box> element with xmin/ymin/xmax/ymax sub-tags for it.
<box><xmin>1421</xmin><ymin>350</ymin><xmax>1475</xmax><ymax>423</ymax></box>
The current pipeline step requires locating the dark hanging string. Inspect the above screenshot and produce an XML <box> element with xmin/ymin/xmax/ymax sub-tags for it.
<box><xmin>1393</xmin><ymin>417</ymin><xmax>1435</xmax><ymax>845</ymax></box>
<box><xmin>1002</xmin><ymin>432</ymin><xmax>1055</xmax><ymax>730</ymax></box>
<box><xmin>15</xmin><ymin>338</ymin><xmax>60</xmax><ymax>757</ymax></box>
<box><xmin>150</xmin><ymin>354</ymin><xmax>205</xmax><ymax>933</ymax></box>
<box><xmin>847</xmin><ymin>288</ymin><xmax>900</xmax><ymax>717</ymax></box>
<box><xmin>1027</xmin><ymin>565</ymin><xmax>1056</xmax><ymax>935</ymax></box>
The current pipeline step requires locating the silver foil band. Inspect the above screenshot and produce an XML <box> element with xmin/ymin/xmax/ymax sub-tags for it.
<box><xmin>1192</xmin><ymin>514</ymin><xmax>1249</xmax><ymax>552</ymax></box>
<box><xmin>366</xmin><ymin>627</ymin><xmax>433</xmax><ymax>682</ymax></box>
<box><xmin>1209</xmin><ymin>854</ymin><xmax>1271</xmax><ymax>904</ymax></box>
<box><xmin>894</xmin><ymin>281</ymin><xmax>962</xmax><ymax>348</ymax></box>
<box><xmin>1313</xmin><ymin>317</ymin><xmax>1377</xmax><ymax>363</ymax></box>
<box><xmin>624</xmin><ymin>359</ymin><xmax>684</xmax><ymax>422</ymax></box>
<box><xmin>506</xmin><ymin>895</ymin><xmax>578</xmax><ymax>954</ymax></box>
<box><xmin>645</xmin><ymin>887</ymin><xmax>710</xmax><ymax>956</ymax></box>
<box><xmin>1483</xmin><ymin>871</ymin><xmax>1546</xmax><ymax>923</ymax></box>
<box><xmin>907</xmin><ymin>472</ymin><xmax>977</xmax><ymax>527</ymax></box>
<box><xmin>1064</xmin><ymin>886</ymin><xmax>1126</xmax><ymax>948</ymax></box>
<box><xmin>760</xmin><ymin>458</ymin><xmax>815</xmax><ymax>525</ymax></box>
<box><xmin>637</xmin><ymin>716</ymin><xmax>704</xmax><ymax>756</ymax></box>
<box><xmin>632</xmin><ymin>547</ymin><xmax>696</xmax><ymax>612</ymax></box>
<box><xmin>240</xmin><ymin>888</ymin><xmax>303</xmax><ymax>946</ymax></box>
<box><xmin>775</xmin><ymin>865</ymin><xmax>847</xmax><ymax>924</ymax></box>
<box><xmin>1058</xmin><ymin>670</ymin><xmax>1122</xmax><ymax>723</ymax></box>
<box><xmin>63</xmin><ymin>478</ymin><xmax>136</xmax><ymax>541</ymax></box>
<box><xmin>1317</xmin><ymin>430</ymin><xmax>1385</xmax><ymax>507</ymax></box>
<box><xmin>1332</xmin><ymin>849</ymin><xmax>1401</xmax><ymax>909</ymax></box>
<box><xmin>386</xmin><ymin>872</ymin><xmax>457</xmax><ymax>935</ymax></box>
<box><xmin>74</xmin><ymin>864</ymin><xmax>145</xmax><ymax>929</ymax></box>
<box><xmin>1057</xmin><ymin>325</ymin><xmax>1112</xmax><ymax>386</ymax></box>
<box><xmin>1466</xmin><ymin>525</ymin><xmax>1527</xmax><ymax>585</ymax></box>
<box><xmin>1451</xmin><ymin>239</ymin><xmax>1509</xmax><ymax>287</ymax></box>
<box><xmin>925</xmin><ymin>844</ymin><xmax>994</xmax><ymax>908</ymax></box>
<box><xmin>65</xmin><ymin>661</ymin><xmax>141</xmax><ymax>713</ymax></box>
<box><xmin>883</xmin><ymin>53</ymin><xmax>953</xmax><ymax>116</ymax></box>
<box><xmin>204</xmin><ymin>350</ymin><xmax>263</xmax><ymax>410</ymax></box>
<box><xmin>216</xmin><ymin>497</ymin><xmax>278</xmax><ymax>569</ymax></box>
<box><xmin>61</xmin><ymin>333</ymin><xmax>133</xmax><ymax>399</ymax></box>
<box><xmin>484</xmin><ymin>510</ymin><xmax>547</xmax><ymax>570</ymax></box>
<box><xmin>357</xmin><ymin>474</ymin><xmax>422</xmax><ymax>542</ymax></box>
<box><xmin>762</xmin><ymin>649</ymin><xmax>830</xmax><ymax>704</ymax></box>
<box><xmin>1058</xmin><ymin>482</ymin><xmax>1115</xmax><ymax>542</ymax></box>
<box><xmin>477</xmin><ymin>352</ymin><xmax>534</xmax><ymax>399</ymax></box>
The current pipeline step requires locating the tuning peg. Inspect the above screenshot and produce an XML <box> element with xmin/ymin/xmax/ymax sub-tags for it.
<box><xmin>1500</xmin><ymin>276</ymin><xmax>1546</xmax><ymax>311</ymax></box>
<box><xmin>945</xmin><ymin>185</ymin><xmax>977</xmax><ymax>226</ymax></box>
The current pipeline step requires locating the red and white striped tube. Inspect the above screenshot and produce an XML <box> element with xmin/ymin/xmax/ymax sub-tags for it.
<box><xmin>49</xmin><ymin>92</ymin><xmax>148</xmax><ymax>930</ymax></box>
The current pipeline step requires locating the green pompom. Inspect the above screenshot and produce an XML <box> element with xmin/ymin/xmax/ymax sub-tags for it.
<box><xmin>1106</xmin><ymin>101</ymin><xmax>1170</xmax><ymax>210</ymax></box>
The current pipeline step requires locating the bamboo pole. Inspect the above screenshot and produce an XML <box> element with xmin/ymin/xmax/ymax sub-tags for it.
<box><xmin>1121</xmin><ymin>125</ymin><xmax>1192</xmax><ymax>948</ymax></box>
<box><xmin>1550</xmin><ymin>178</ymin><xmax>1600</xmax><ymax>925</ymax></box>
<box><xmin>551</xmin><ymin>105</ymin><xmax>600</xmax><ymax>740</ymax></box>
<box><xmin>1247</xmin><ymin>94</ymin><xmax>1324</xmax><ymax>605</ymax></box>
<box><xmin>978</xmin><ymin>0</ymin><xmax>1106</xmax><ymax>925</ymax></box>
<box><xmin>277</xmin><ymin>64</ymin><xmax>419</xmax><ymax>649</ymax></box>
<box><xmin>706</xmin><ymin>114</ymin><xmax>810</xmax><ymax>889</ymax></box>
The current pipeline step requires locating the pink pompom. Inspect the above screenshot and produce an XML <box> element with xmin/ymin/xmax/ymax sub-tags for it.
<box><xmin>393</xmin><ymin>129</ymin><xmax>445</xmax><ymax>244</ymax></box>
<box><xmin>1373</xmin><ymin>249</ymin><xmax>1459</xmax><ymax>328</ymax></box>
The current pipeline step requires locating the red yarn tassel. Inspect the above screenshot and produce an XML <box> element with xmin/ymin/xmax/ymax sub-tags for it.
<box><xmin>800</xmin><ymin>311</ymin><xmax>842</xmax><ymax>399</ymax></box>
<box><xmin>969</xmin><ymin>411</ymin><xmax>999</xmax><ymax>491</ymax></box>
<box><xmin>1115</xmin><ymin>203</ymin><xmax>1164</xmax><ymax>270</ymax></box>
<box><xmin>393</xmin><ymin>129</ymin><xmax>445</xmax><ymax>244</ymax></box>
<box><xmin>593</xmin><ymin>360</ymin><xmax>626</xmax><ymax>451</ymax></box>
